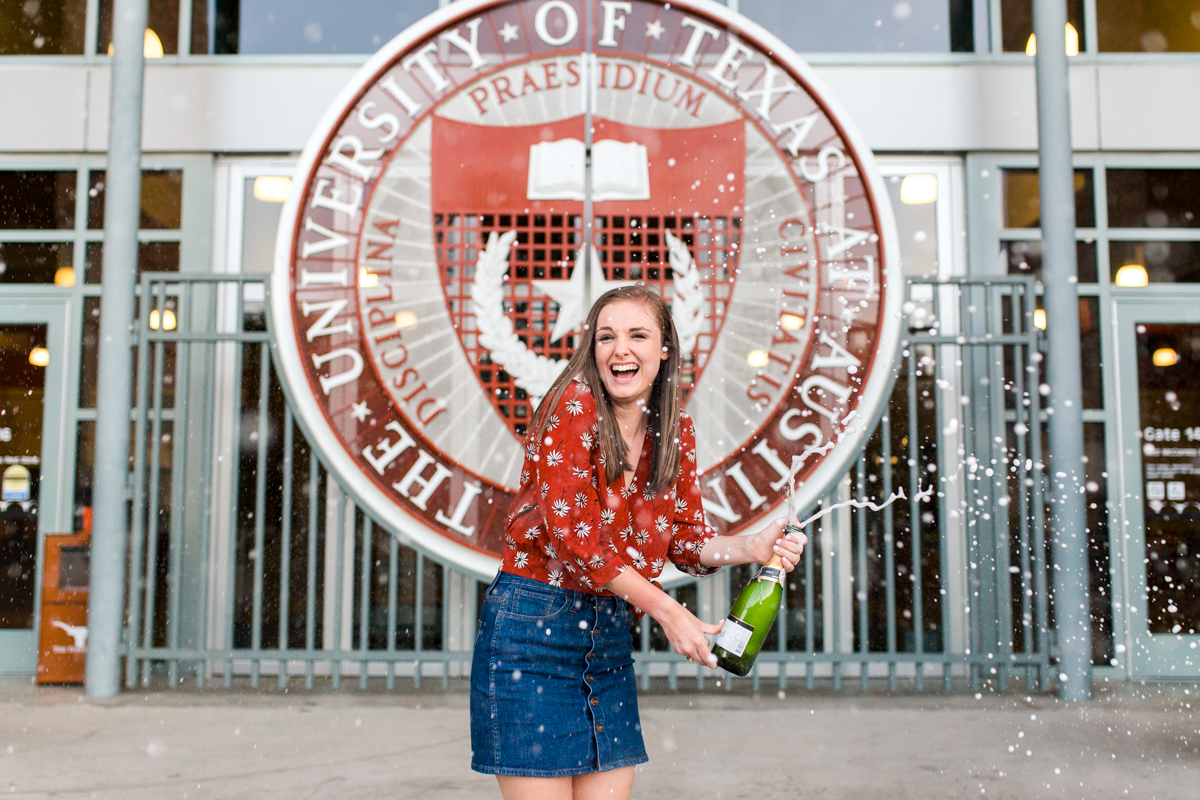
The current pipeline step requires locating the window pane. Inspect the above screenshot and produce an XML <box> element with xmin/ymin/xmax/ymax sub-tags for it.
<box><xmin>79</xmin><ymin>297</ymin><xmax>99</xmax><ymax>408</ymax></box>
<box><xmin>83</xmin><ymin>240</ymin><xmax>180</xmax><ymax>284</ymax></box>
<box><xmin>241</xmin><ymin>177</ymin><xmax>287</xmax><ymax>273</ymax></box>
<box><xmin>87</xmin><ymin>171</ymin><xmax>102</xmax><ymax>229</ymax></box>
<box><xmin>1002</xmin><ymin>168</ymin><xmax>1095</xmax><ymax>229</ymax></box>
<box><xmin>139</xmin><ymin>241</ymin><xmax>180</xmax><ymax>273</ymax></box>
<box><xmin>1079</xmin><ymin>296</ymin><xmax>1102</xmax><ymax>409</ymax></box>
<box><xmin>78</xmin><ymin>296</ymin><xmax>174</xmax><ymax>409</ymax></box>
<box><xmin>88</xmin><ymin>170</ymin><xmax>183</xmax><ymax>230</ymax></box>
<box><xmin>884</xmin><ymin>173</ymin><xmax>939</xmax><ymax>277</ymax></box>
<box><xmin>140</xmin><ymin>171</ymin><xmax>183</xmax><ymax>229</ymax></box>
<box><xmin>1110</xmin><ymin>240</ymin><xmax>1200</xmax><ymax>284</ymax></box>
<box><xmin>1098</xmin><ymin>0</ymin><xmax>1200</xmax><ymax>52</ymax></box>
<box><xmin>189</xmin><ymin>0</ymin><xmax>210</xmax><ymax>55</ymax></box>
<box><xmin>0</xmin><ymin>242</ymin><xmax>72</xmax><ymax>284</ymax></box>
<box><xmin>0</xmin><ymin>324</ymin><xmax>47</xmax><ymax>630</ymax></box>
<box><xmin>739</xmin><ymin>0</ymin><xmax>972</xmax><ymax>53</ymax></box>
<box><xmin>1136</xmin><ymin>323</ymin><xmax>1200</xmax><ymax>635</ymax></box>
<box><xmin>0</xmin><ymin>171</ymin><xmax>76</xmax><ymax>229</ymax></box>
<box><xmin>0</xmin><ymin>0</ymin><xmax>86</xmax><ymax>54</ymax></box>
<box><xmin>97</xmin><ymin>0</ymin><xmax>178</xmax><ymax>56</ymax></box>
<box><xmin>1083</xmin><ymin>422</ymin><xmax>1114</xmax><ymax>664</ymax></box>
<box><xmin>1106</xmin><ymin>169</ymin><xmax>1200</xmax><ymax>228</ymax></box>
<box><xmin>72</xmin><ymin>420</ymin><xmax>94</xmax><ymax>530</ymax></box>
<box><xmin>1001</xmin><ymin>0</ymin><xmax>1085</xmax><ymax>52</ymax></box>
<box><xmin>1032</xmin><ymin>295</ymin><xmax>1103</xmax><ymax>408</ymax></box>
<box><xmin>193</xmin><ymin>0</ymin><xmax>439</xmax><ymax>55</ymax></box>
<box><xmin>1001</xmin><ymin>239</ymin><xmax>1098</xmax><ymax>283</ymax></box>
<box><xmin>84</xmin><ymin>241</ymin><xmax>101</xmax><ymax>284</ymax></box>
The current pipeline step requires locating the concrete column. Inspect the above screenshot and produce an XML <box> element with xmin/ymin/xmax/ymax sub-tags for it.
<box><xmin>85</xmin><ymin>0</ymin><xmax>149</xmax><ymax>698</ymax></box>
<box><xmin>1033</xmin><ymin>0</ymin><xmax>1092</xmax><ymax>701</ymax></box>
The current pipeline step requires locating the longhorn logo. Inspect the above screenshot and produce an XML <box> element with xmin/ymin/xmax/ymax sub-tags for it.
<box><xmin>51</xmin><ymin>620</ymin><xmax>89</xmax><ymax>650</ymax></box>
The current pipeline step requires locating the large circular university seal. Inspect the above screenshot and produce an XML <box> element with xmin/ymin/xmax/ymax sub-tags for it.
<box><xmin>272</xmin><ymin>0</ymin><xmax>901</xmax><ymax>579</ymax></box>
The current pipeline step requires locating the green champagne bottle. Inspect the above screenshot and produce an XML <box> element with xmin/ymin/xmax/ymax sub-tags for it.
<box><xmin>712</xmin><ymin>531</ymin><xmax>793</xmax><ymax>676</ymax></box>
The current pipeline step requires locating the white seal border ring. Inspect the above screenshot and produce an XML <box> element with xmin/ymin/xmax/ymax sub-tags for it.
<box><xmin>270</xmin><ymin>0</ymin><xmax>903</xmax><ymax>582</ymax></box>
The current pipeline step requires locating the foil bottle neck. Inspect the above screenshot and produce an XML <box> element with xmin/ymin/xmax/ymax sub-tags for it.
<box><xmin>756</xmin><ymin>555</ymin><xmax>785</xmax><ymax>584</ymax></box>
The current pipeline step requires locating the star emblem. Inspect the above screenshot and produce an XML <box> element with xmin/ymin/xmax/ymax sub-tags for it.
<box><xmin>350</xmin><ymin>400</ymin><xmax>372</xmax><ymax>422</ymax></box>
<box><xmin>499</xmin><ymin>22</ymin><xmax>519</xmax><ymax>43</ymax></box>
<box><xmin>533</xmin><ymin>245</ymin><xmax>633</xmax><ymax>344</ymax></box>
<box><xmin>645</xmin><ymin>19</ymin><xmax>665</xmax><ymax>40</ymax></box>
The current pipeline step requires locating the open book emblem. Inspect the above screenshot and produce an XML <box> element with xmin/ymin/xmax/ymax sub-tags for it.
<box><xmin>527</xmin><ymin>139</ymin><xmax>651</xmax><ymax>202</ymax></box>
<box><xmin>430</xmin><ymin>114</ymin><xmax>744</xmax><ymax>439</ymax></box>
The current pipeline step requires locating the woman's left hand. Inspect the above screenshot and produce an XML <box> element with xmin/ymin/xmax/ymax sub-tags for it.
<box><xmin>750</xmin><ymin>518</ymin><xmax>806</xmax><ymax>572</ymax></box>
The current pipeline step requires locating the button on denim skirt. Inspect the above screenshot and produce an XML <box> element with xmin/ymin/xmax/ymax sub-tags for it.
<box><xmin>470</xmin><ymin>571</ymin><xmax>648</xmax><ymax>777</ymax></box>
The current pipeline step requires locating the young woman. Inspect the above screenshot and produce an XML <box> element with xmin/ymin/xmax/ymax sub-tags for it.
<box><xmin>470</xmin><ymin>285</ymin><xmax>805</xmax><ymax>800</ymax></box>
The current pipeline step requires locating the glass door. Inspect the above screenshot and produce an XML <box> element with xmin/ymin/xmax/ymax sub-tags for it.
<box><xmin>0</xmin><ymin>299</ymin><xmax>70</xmax><ymax>674</ymax></box>
<box><xmin>1115</xmin><ymin>300</ymin><xmax>1200</xmax><ymax>677</ymax></box>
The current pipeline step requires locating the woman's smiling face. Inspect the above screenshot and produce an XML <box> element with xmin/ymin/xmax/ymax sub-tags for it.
<box><xmin>594</xmin><ymin>299</ymin><xmax>667</xmax><ymax>409</ymax></box>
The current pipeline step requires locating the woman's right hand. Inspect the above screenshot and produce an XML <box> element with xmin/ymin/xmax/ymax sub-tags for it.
<box><xmin>605</xmin><ymin>568</ymin><xmax>723</xmax><ymax>668</ymax></box>
<box><xmin>655</xmin><ymin>600</ymin><xmax>724</xmax><ymax>669</ymax></box>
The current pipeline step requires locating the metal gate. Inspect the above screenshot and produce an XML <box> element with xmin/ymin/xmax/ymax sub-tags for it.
<box><xmin>123</xmin><ymin>273</ymin><xmax>1050</xmax><ymax>692</ymax></box>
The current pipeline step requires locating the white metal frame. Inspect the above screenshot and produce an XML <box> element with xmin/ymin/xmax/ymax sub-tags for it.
<box><xmin>207</xmin><ymin>157</ymin><xmax>297</xmax><ymax>652</ymax></box>
<box><xmin>877</xmin><ymin>157</ymin><xmax>972</xmax><ymax>661</ymax></box>
<box><xmin>969</xmin><ymin>151</ymin><xmax>1200</xmax><ymax>679</ymax></box>
<box><xmin>0</xmin><ymin>155</ymin><xmax>208</xmax><ymax>673</ymax></box>
<box><xmin>1111</xmin><ymin>298</ymin><xmax>1200</xmax><ymax>677</ymax></box>
<box><xmin>0</xmin><ymin>295</ymin><xmax>73</xmax><ymax>673</ymax></box>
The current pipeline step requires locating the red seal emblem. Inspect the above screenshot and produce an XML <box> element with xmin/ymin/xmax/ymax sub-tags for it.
<box><xmin>272</xmin><ymin>0</ymin><xmax>901</xmax><ymax>578</ymax></box>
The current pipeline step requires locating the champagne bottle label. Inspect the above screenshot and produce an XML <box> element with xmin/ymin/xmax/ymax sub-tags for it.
<box><xmin>713</xmin><ymin>615</ymin><xmax>754</xmax><ymax>657</ymax></box>
<box><xmin>756</xmin><ymin>566</ymin><xmax>785</xmax><ymax>584</ymax></box>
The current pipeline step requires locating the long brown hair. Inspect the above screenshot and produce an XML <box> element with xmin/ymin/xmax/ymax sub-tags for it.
<box><xmin>530</xmin><ymin>284</ymin><xmax>684</xmax><ymax>495</ymax></box>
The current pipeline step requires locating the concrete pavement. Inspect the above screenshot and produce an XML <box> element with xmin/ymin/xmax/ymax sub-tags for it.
<box><xmin>1</xmin><ymin>676</ymin><xmax>1197</xmax><ymax>798</ymax></box>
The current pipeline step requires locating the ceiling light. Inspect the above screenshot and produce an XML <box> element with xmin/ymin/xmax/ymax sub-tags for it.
<box><xmin>899</xmin><ymin>174</ymin><xmax>937</xmax><ymax>205</ymax></box>
<box><xmin>1114</xmin><ymin>264</ymin><xmax>1148</xmax><ymax>287</ymax></box>
<box><xmin>54</xmin><ymin>266</ymin><xmax>76</xmax><ymax>287</ymax></box>
<box><xmin>148</xmin><ymin>309</ymin><xmax>176</xmax><ymax>331</ymax></box>
<box><xmin>144</xmin><ymin>29</ymin><xmax>164</xmax><ymax>58</ymax></box>
<box><xmin>359</xmin><ymin>267</ymin><xmax>379</xmax><ymax>288</ymax></box>
<box><xmin>253</xmin><ymin>176</ymin><xmax>292</xmax><ymax>203</ymax></box>
<box><xmin>1033</xmin><ymin>309</ymin><xmax>1047</xmax><ymax>330</ymax></box>
<box><xmin>780</xmin><ymin>313</ymin><xmax>805</xmax><ymax>331</ymax></box>
<box><xmin>393</xmin><ymin>310</ymin><xmax>418</xmax><ymax>330</ymax></box>
<box><xmin>106</xmin><ymin>29</ymin><xmax>164</xmax><ymax>58</ymax></box>
<box><xmin>1026</xmin><ymin>23</ymin><xmax>1080</xmax><ymax>57</ymax></box>
<box><xmin>1066</xmin><ymin>23</ymin><xmax>1079</xmax><ymax>56</ymax></box>
<box><xmin>1152</xmin><ymin>348</ymin><xmax>1179</xmax><ymax>367</ymax></box>
<box><xmin>28</xmin><ymin>347</ymin><xmax>49</xmax><ymax>367</ymax></box>
<box><xmin>747</xmin><ymin>349</ymin><xmax>769</xmax><ymax>368</ymax></box>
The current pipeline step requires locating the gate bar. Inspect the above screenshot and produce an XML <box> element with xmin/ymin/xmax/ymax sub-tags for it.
<box><xmin>278</xmin><ymin>408</ymin><xmax>294</xmax><ymax>687</ymax></box>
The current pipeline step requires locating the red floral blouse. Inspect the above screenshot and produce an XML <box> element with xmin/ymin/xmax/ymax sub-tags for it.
<box><xmin>501</xmin><ymin>379</ymin><xmax>719</xmax><ymax>594</ymax></box>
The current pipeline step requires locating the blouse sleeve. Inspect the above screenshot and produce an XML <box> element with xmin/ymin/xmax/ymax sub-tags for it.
<box><xmin>530</xmin><ymin>382</ymin><xmax>627</xmax><ymax>589</ymax></box>
<box><xmin>668</xmin><ymin>413</ymin><xmax>720</xmax><ymax>577</ymax></box>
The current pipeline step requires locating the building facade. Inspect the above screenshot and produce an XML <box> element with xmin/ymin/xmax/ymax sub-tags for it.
<box><xmin>1</xmin><ymin>0</ymin><xmax>1198</xmax><ymax>686</ymax></box>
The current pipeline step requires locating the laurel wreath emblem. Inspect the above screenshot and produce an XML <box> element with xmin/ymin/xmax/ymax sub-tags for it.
<box><xmin>664</xmin><ymin>228</ymin><xmax>705</xmax><ymax>355</ymax></box>
<box><xmin>470</xmin><ymin>229</ymin><xmax>705</xmax><ymax>403</ymax></box>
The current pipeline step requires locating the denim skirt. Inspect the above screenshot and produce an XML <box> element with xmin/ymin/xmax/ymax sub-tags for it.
<box><xmin>470</xmin><ymin>571</ymin><xmax>648</xmax><ymax>777</ymax></box>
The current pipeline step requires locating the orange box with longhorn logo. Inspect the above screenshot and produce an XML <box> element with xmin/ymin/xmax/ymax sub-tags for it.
<box><xmin>36</xmin><ymin>522</ymin><xmax>90</xmax><ymax>685</ymax></box>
